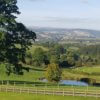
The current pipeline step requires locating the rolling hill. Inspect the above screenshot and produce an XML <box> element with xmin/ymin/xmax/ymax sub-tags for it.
<box><xmin>29</xmin><ymin>27</ymin><xmax>100</xmax><ymax>43</ymax></box>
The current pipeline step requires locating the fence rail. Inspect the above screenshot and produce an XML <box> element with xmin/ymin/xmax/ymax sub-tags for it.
<box><xmin>0</xmin><ymin>85</ymin><xmax>100</xmax><ymax>98</ymax></box>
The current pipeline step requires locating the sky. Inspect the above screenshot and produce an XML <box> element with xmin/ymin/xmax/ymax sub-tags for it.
<box><xmin>17</xmin><ymin>0</ymin><xmax>100</xmax><ymax>30</ymax></box>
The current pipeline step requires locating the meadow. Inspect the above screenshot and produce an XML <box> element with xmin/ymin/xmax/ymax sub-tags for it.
<box><xmin>63</xmin><ymin>65</ymin><xmax>100</xmax><ymax>83</ymax></box>
<box><xmin>1</xmin><ymin>63</ymin><xmax>100</xmax><ymax>85</ymax></box>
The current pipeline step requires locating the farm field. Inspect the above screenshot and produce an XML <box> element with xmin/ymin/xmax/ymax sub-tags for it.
<box><xmin>0</xmin><ymin>92</ymin><xmax>99</xmax><ymax>100</ymax></box>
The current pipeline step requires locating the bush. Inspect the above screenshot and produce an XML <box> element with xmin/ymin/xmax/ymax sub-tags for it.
<box><xmin>80</xmin><ymin>78</ymin><xmax>96</xmax><ymax>85</ymax></box>
<box><xmin>45</xmin><ymin>63</ymin><xmax>62</xmax><ymax>83</ymax></box>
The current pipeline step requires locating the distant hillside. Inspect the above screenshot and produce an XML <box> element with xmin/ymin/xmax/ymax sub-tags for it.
<box><xmin>29</xmin><ymin>27</ymin><xmax>100</xmax><ymax>43</ymax></box>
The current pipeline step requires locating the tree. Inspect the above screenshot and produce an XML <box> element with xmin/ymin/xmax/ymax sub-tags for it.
<box><xmin>50</xmin><ymin>55</ymin><xmax>59</xmax><ymax>64</ymax></box>
<box><xmin>48</xmin><ymin>44</ymin><xmax>66</xmax><ymax>65</ymax></box>
<box><xmin>0</xmin><ymin>0</ymin><xmax>36</xmax><ymax>74</ymax></box>
<box><xmin>66</xmin><ymin>51</ymin><xmax>79</xmax><ymax>67</ymax></box>
<box><xmin>33</xmin><ymin>48</ymin><xmax>48</xmax><ymax>66</ymax></box>
<box><xmin>45</xmin><ymin>63</ymin><xmax>62</xmax><ymax>82</ymax></box>
<box><xmin>54</xmin><ymin>44</ymin><xmax>66</xmax><ymax>55</ymax></box>
<box><xmin>59</xmin><ymin>54</ymin><xmax>68</xmax><ymax>68</ymax></box>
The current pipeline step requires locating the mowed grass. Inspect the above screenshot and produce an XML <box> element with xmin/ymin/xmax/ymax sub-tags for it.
<box><xmin>1</xmin><ymin>63</ymin><xmax>100</xmax><ymax>83</ymax></box>
<box><xmin>0</xmin><ymin>92</ymin><xmax>99</xmax><ymax>100</ymax></box>
<box><xmin>63</xmin><ymin>65</ymin><xmax>100</xmax><ymax>82</ymax></box>
<box><xmin>0</xmin><ymin>44</ymin><xmax>49</xmax><ymax>82</ymax></box>
<box><xmin>74</xmin><ymin>66</ymin><xmax>100</xmax><ymax>74</ymax></box>
<box><xmin>0</xmin><ymin>64</ymin><xmax>45</xmax><ymax>82</ymax></box>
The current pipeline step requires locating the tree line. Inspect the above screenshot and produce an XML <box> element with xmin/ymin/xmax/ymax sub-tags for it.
<box><xmin>26</xmin><ymin>43</ymin><xmax>99</xmax><ymax>68</ymax></box>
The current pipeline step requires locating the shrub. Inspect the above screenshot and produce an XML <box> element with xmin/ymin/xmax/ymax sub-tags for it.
<box><xmin>45</xmin><ymin>63</ymin><xmax>62</xmax><ymax>83</ymax></box>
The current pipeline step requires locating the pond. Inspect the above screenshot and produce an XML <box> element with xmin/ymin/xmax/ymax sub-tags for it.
<box><xmin>42</xmin><ymin>79</ymin><xmax>88</xmax><ymax>86</ymax></box>
<box><xmin>60</xmin><ymin>80</ymin><xmax>88</xmax><ymax>86</ymax></box>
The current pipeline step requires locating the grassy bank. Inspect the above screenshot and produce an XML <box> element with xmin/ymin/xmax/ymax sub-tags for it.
<box><xmin>63</xmin><ymin>66</ymin><xmax>100</xmax><ymax>83</ymax></box>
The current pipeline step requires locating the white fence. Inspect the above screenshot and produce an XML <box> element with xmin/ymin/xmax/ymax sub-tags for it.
<box><xmin>0</xmin><ymin>85</ymin><xmax>100</xmax><ymax>98</ymax></box>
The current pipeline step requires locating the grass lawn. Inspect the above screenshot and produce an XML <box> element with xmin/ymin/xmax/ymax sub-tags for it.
<box><xmin>1</xmin><ymin>63</ymin><xmax>100</xmax><ymax>87</ymax></box>
<box><xmin>74</xmin><ymin>66</ymin><xmax>100</xmax><ymax>74</ymax></box>
<box><xmin>0</xmin><ymin>92</ymin><xmax>99</xmax><ymax>100</ymax></box>
<box><xmin>0</xmin><ymin>63</ymin><xmax>45</xmax><ymax>82</ymax></box>
<box><xmin>0</xmin><ymin>44</ymin><xmax>48</xmax><ymax>82</ymax></box>
<box><xmin>63</xmin><ymin>65</ymin><xmax>100</xmax><ymax>83</ymax></box>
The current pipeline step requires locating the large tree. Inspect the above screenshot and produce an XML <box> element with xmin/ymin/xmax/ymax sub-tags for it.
<box><xmin>0</xmin><ymin>0</ymin><xmax>36</xmax><ymax>75</ymax></box>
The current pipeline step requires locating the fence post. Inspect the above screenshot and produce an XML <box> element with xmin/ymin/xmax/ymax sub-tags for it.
<box><xmin>44</xmin><ymin>88</ymin><xmax>46</xmax><ymax>95</ymax></box>
<box><xmin>28</xmin><ymin>88</ymin><xmax>30</xmax><ymax>94</ymax></box>
<box><xmin>20</xmin><ymin>88</ymin><xmax>22</xmax><ymax>94</ymax></box>
<box><xmin>36</xmin><ymin>87</ymin><xmax>38</xmax><ymax>95</ymax></box>
<box><xmin>96</xmin><ymin>90</ymin><xmax>98</xmax><ymax>99</ymax></box>
<box><xmin>85</xmin><ymin>86</ymin><xmax>88</xmax><ymax>97</ymax></box>
<box><xmin>6</xmin><ymin>86</ymin><xmax>7</xmax><ymax>93</ymax></box>
<box><xmin>53</xmin><ymin>88</ymin><xmax>54</xmax><ymax>96</ymax></box>
<box><xmin>85</xmin><ymin>90</ymin><xmax>87</xmax><ymax>97</ymax></box>
<box><xmin>13</xmin><ymin>86</ymin><xmax>14</xmax><ymax>93</ymax></box>
<box><xmin>73</xmin><ymin>88</ymin><xmax>75</xmax><ymax>96</ymax></box>
<box><xmin>63</xmin><ymin>89</ymin><xmax>64</xmax><ymax>96</ymax></box>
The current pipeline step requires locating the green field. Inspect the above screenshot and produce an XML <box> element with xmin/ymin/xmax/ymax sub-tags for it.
<box><xmin>0</xmin><ymin>63</ymin><xmax>44</xmax><ymax>82</ymax></box>
<box><xmin>1</xmin><ymin>63</ymin><xmax>100</xmax><ymax>85</ymax></box>
<box><xmin>0</xmin><ymin>45</ymin><xmax>48</xmax><ymax>82</ymax></box>
<box><xmin>0</xmin><ymin>92</ymin><xmax>99</xmax><ymax>100</ymax></box>
<box><xmin>63</xmin><ymin>66</ymin><xmax>100</xmax><ymax>83</ymax></box>
<box><xmin>0</xmin><ymin>45</ymin><xmax>100</xmax><ymax>99</ymax></box>
<box><xmin>74</xmin><ymin>66</ymin><xmax>100</xmax><ymax>73</ymax></box>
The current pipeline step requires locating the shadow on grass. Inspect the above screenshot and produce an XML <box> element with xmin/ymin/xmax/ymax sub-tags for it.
<box><xmin>0</xmin><ymin>80</ymin><xmax>64</xmax><ymax>87</ymax></box>
<box><xmin>0</xmin><ymin>80</ymin><xmax>45</xmax><ymax>86</ymax></box>
<box><xmin>22</xmin><ymin>66</ymin><xmax>45</xmax><ymax>72</ymax></box>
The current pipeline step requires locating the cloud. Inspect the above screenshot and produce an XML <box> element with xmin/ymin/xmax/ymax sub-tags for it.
<box><xmin>17</xmin><ymin>15</ymin><xmax>100</xmax><ymax>30</ymax></box>
<box><xmin>81</xmin><ymin>0</ymin><xmax>89</xmax><ymax>4</ymax></box>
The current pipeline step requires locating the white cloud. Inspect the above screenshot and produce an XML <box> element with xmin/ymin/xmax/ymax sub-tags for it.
<box><xmin>80</xmin><ymin>0</ymin><xmax>91</xmax><ymax>4</ymax></box>
<box><xmin>81</xmin><ymin>0</ymin><xmax>88</xmax><ymax>3</ymax></box>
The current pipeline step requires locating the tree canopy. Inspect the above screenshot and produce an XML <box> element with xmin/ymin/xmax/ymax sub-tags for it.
<box><xmin>0</xmin><ymin>0</ymin><xmax>36</xmax><ymax>75</ymax></box>
<box><xmin>33</xmin><ymin>48</ymin><xmax>48</xmax><ymax>66</ymax></box>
